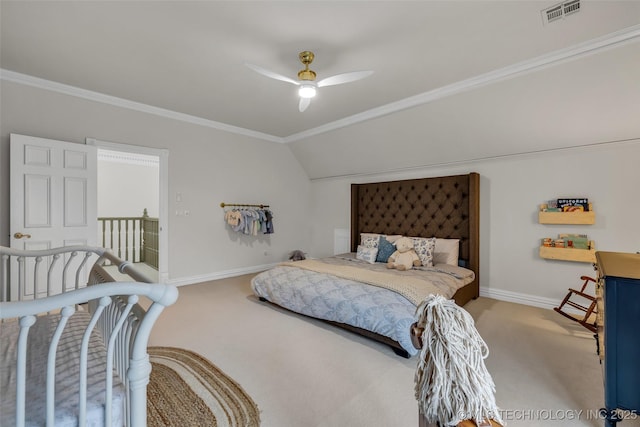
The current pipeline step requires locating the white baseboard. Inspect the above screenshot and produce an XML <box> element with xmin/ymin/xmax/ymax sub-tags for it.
<box><xmin>166</xmin><ymin>262</ymin><xmax>279</xmax><ymax>287</ymax></box>
<box><xmin>479</xmin><ymin>287</ymin><xmax>561</xmax><ymax>311</ymax></box>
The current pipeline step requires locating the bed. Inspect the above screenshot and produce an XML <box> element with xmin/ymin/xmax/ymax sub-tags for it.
<box><xmin>0</xmin><ymin>245</ymin><xmax>178</xmax><ymax>427</ymax></box>
<box><xmin>252</xmin><ymin>172</ymin><xmax>480</xmax><ymax>357</ymax></box>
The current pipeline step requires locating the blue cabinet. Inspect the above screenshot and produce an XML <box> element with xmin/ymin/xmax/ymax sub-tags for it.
<box><xmin>596</xmin><ymin>251</ymin><xmax>640</xmax><ymax>426</ymax></box>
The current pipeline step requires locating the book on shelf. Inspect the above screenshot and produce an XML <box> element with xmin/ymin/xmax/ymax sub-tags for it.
<box><xmin>558</xmin><ymin>233</ymin><xmax>590</xmax><ymax>250</ymax></box>
<box><xmin>557</xmin><ymin>198</ymin><xmax>589</xmax><ymax>211</ymax></box>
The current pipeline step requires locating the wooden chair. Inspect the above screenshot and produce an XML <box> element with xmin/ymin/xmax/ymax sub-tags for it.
<box><xmin>553</xmin><ymin>275</ymin><xmax>598</xmax><ymax>332</ymax></box>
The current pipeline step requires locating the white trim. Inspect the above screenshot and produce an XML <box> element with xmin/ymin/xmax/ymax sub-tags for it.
<box><xmin>98</xmin><ymin>149</ymin><xmax>159</xmax><ymax>167</ymax></box>
<box><xmin>283</xmin><ymin>24</ymin><xmax>640</xmax><ymax>143</ymax></box>
<box><xmin>480</xmin><ymin>287</ymin><xmax>560</xmax><ymax>310</ymax></box>
<box><xmin>166</xmin><ymin>262</ymin><xmax>278</xmax><ymax>287</ymax></box>
<box><xmin>87</xmin><ymin>138</ymin><xmax>168</xmax><ymax>157</ymax></box>
<box><xmin>0</xmin><ymin>69</ymin><xmax>283</xmax><ymax>144</ymax></box>
<box><xmin>1</xmin><ymin>24</ymin><xmax>638</xmax><ymax>143</ymax></box>
<box><xmin>310</xmin><ymin>137</ymin><xmax>640</xmax><ymax>182</ymax></box>
<box><xmin>86</xmin><ymin>138</ymin><xmax>170</xmax><ymax>283</ymax></box>
<box><xmin>481</xmin><ymin>287</ymin><xmax>586</xmax><ymax>316</ymax></box>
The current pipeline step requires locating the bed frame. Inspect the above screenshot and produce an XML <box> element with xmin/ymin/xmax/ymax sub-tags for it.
<box><xmin>351</xmin><ymin>172</ymin><xmax>480</xmax><ymax>304</ymax></box>
<box><xmin>0</xmin><ymin>245</ymin><xmax>178</xmax><ymax>427</ymax></box>
<box><xmin>257</xmin><ymin>173</ymin><xmax>480</xmax><ymax>357</ymax></box>
<box><xmin>342</xmin><ymin>172</ymin><xmax>480</xmax><ymax>356</ymax></box>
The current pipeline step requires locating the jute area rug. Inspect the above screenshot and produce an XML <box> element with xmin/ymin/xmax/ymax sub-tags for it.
<box><xmin>147</xmin><ymin>346</ymin><xmax>260</xmax><ymax>427</ymax></box>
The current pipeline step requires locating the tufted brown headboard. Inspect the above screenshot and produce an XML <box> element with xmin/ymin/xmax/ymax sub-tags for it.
<box><xmin>350</xmin><ymin>172</ymin><xmax>480</xmax><ymax>304</ymax></box>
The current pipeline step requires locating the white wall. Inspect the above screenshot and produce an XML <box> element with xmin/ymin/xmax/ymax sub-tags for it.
<box><xmin>308</xmin><ymin>140</ymin><xmax>640</xmax><ymax>308</ymax></box>
<box><xmin>97</xmin><ymin>155</ymin><xmax>159</xmax><ymax>218</ymax></box>
<box><xmin>289</xmin><ymin>41</ymin><xmax>640</xmax><ymax>181</ymax></box>
<box><xmin>0</xmin><ymin>80</ymin><xmax>312</xmax><ymax>282</ymax></box>
<box><xmin>2</xmin><ymin>78</ymin><xmax>638</xmax><ymax>308</ymax></box>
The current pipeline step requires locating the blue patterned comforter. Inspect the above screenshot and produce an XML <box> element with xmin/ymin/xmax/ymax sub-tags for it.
<box><xmin>251</xmin><ymin>254</ymin><xmax>474</xmax><ymax>357</ymax></box>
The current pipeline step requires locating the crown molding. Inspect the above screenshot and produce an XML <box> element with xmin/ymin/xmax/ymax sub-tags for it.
<box><xmin>309</xmin><ymin>137</ymin><xmax>640</xmax><ymax>182</ymax></box>
<box><xmin>283</xmin><ymin>23</ymin><xmax>640</xmax><ymax>143</ymax></box>
<box><xmin>0</xmin><ymin>69</ymin><xmax>284</xmax><ymax>144</ymax></box>
<box><xmin>2</xmin><ymin>24</ymin><xmax>638</xmax><ymax>144</ymax></box>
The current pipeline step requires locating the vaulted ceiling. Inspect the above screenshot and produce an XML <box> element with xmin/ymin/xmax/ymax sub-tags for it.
<box><xmin>2</xmin><ymin>1</ymin><xmax>639</xmax><ymax>178</ymax></box>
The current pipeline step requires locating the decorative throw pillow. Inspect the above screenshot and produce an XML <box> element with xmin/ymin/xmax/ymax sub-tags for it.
<box><xmin>384</xmin><ymin>235</ymin><xmax>403</xmax><ymax>244</ymax></box>
<box><xmin>360</xmin><ymin>233</ymin><xmax>381</xmax><ymax>249</ymax></box>
<box><xmin>433</xmin><ymin>238</ymin><xmax>460</xmax><ymax>266</ymax></box>
<box><xmin>356</xmin><ymin>245</ymin><xmax>378</xmax><ymax>264</ymax></box>
<box><xmin>411</xmin><ymin>237</ymin><xmax>437</xmax><ymax>267</ymax></box>
<box><xmin>375</xmin><ymin>236</ymin><xmax>397</xmax><ymax>263</ymax></box>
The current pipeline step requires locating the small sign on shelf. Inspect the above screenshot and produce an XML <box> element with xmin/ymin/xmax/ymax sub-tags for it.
<box><xmin>557</xmin><ymin>198</ymin><xmax>589</xmax><ymax>212</ymax></box>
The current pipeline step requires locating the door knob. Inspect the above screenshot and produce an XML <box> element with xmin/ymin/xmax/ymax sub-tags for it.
<box><xmin>14</xmin><ymin>232</ymin><xmax>32</xmax><ymax>239</ymax></box>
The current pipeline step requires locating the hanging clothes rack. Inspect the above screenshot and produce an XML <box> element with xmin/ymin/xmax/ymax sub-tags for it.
<box><xmin>220</xmin><ymin>202</ymin><xmax>269</xmax><ymax>209</ymax></box>
<box><xmin>221</xmin><ymin>202</ymin><xmax>274</xmax><ymax>235</ymax></box>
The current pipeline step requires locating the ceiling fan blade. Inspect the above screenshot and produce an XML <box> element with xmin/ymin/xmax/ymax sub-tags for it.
<box><xmin>299</xmin><ymin>97</ymin><xmax>311</xmax><ymax>112</ymax></box>
<box><xmin>317</xmin><ymin>70</ymin><xmax>374</xmax><ymax>88</ymax></box>
<box><xmin>245</xmin><ymin>62</ymin><xmax>299</xmax><ymax>86</ymax></box>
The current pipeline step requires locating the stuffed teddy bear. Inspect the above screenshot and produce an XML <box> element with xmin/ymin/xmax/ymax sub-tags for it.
<box><xmin>386</xmin><ymin>236</ymin><xmax>421</xmax><ymax>271</ymax></box>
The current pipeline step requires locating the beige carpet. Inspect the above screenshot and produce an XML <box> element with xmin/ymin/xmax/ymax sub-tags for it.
<box><xmin>147</xmin><ymin>346</ymin><xmax>260</xmax><ymax>427</ymax></box>
<box><xmin>148</xmin><ymin>274</ymin><xmax>640</xmax><ymax>427</ymax></box>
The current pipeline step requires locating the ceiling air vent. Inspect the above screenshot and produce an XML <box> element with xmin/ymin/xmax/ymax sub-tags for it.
<box><xmin>542</xmin><ymin>0</ymin><xmax>580</xmax><ymax>25</ymax></box>
<box><xmin>563</xmin><ymin>0</ymin><xmax>581</xmax><ymax>16</ymax></box>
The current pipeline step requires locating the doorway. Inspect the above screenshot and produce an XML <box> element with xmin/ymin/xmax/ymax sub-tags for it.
<box><xmin>86</xmin><ymin>138</ymin><xmax>169</xmax><ymax>283</ymax></box>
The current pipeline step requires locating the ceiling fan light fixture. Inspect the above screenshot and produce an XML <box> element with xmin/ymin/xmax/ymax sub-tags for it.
<box><xmin>298</xmin><ymin>84</ymin><xmax>317</xmax><ymax>99</ymax></box>
<box><xmin>246</xmin><ymin>50</ymin><xmax>373</xmax><ymax>111</ymax></box>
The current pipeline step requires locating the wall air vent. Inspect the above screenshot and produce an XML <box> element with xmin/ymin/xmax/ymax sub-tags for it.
<box><xmin>542</xmin><ymin>0</ymin><xmax>581</xmax><ymax>25</ymax></box>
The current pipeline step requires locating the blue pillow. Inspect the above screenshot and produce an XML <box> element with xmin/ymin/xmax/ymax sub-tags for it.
<box><xmin>376</xmin><ymin>236</ymin><xmax>396</xmax><ymax>263</ymax></box>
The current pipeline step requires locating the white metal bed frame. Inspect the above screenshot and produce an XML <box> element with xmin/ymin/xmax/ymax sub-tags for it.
<box><xmin>0</xmin><ymin>245</ymin><xmax>178</xmax><ymax>427</ymax></box>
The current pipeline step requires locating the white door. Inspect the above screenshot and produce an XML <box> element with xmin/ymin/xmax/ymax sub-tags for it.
<box><xmin>9</xmin><ymin>134</ymin><xmax>97</xmax><ymax>299</ymax></box>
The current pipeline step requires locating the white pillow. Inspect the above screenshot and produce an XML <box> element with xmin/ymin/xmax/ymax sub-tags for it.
<box><xmin>434</xmin><ymin>238</ymin><xmax>460</xmax><ymax>266</ymax></box>
<box><xmin>356</xmin><ymin>245</ymin><xmax>378</xmax><ymax>264</ymax></box>
<box><xmin>360</xmin><ymin>233</ymin><xmax>381</xmax><ymax>249</ymax></box>
<box><xmin>410</xmin><ymin>237</ymin><xmax>437</xmax><ymax>267</ymax></box>
<box><xmin>360</xmin><ymin>233</ymin><xmax>403</xmax><ymax>247</ymax></box>
<box><xmin>384</xmin><ymin>235</ymin><xmax>403</xmax><ymax>243</ymax></box>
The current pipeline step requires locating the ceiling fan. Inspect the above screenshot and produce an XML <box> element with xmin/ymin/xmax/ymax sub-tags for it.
<box><xmin>246</xmin><ymin>51</ymin><xmax>374</xmax><ymax>112</ymax></box>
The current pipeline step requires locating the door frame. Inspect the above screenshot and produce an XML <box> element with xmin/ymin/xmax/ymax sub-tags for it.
<box><xmin>86</xmin><ymin>138</ymin><xmax>169</xmax><ymax>283</ymax></box>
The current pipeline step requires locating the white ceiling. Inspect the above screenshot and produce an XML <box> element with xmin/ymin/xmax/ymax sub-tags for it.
<box><xmin>2</xmin><ymin>0</ymin><xmax>639</xmax><ymax>144</ymax></box>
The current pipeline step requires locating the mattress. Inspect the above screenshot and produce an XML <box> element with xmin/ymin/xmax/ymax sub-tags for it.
<box><xmin>1</xmin><ymin>311</ymin><xmax>125</xmax><ymax>427</ymax></box>
<box><xmin>251</xmin><ymin>253</ymin><xmax>474</xmax><ymax>356</ymax></box>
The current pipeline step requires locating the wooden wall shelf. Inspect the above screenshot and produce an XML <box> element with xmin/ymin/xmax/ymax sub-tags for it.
<box><xmin>538</xmin><ymin>202</ymin><xmax>596</xmax><ymax>262</ymax></box>
<box><xmin>539</xmin><ymin>245</ymin><xmax>596</xmax><ymax>263</ymax></box>
<box><xmin>538</xmin><ymin>204</ymin><xmax>595</xmax><ymax>225</ymax></box>
<box><xmin>538</xmin><ymin>211</ymin><xmax>595</xmax><ymax>225</ymax></box>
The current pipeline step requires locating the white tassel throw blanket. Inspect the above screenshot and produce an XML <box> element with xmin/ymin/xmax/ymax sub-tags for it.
<box><xmin>414</xmin><ymin>295</ymin><xmax>503</xmax><ymax>427</ymax></box>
